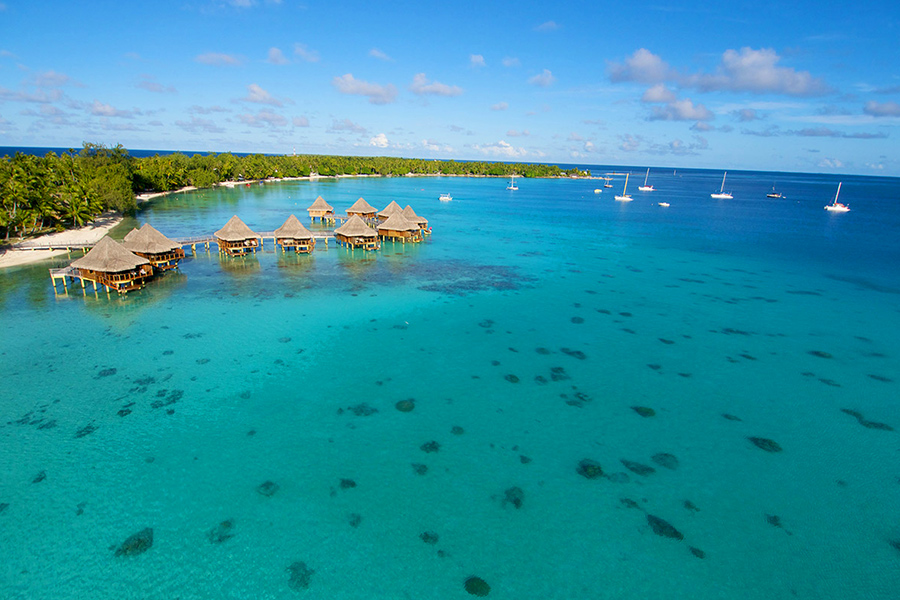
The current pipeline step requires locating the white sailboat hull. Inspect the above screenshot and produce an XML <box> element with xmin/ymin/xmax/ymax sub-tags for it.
<box><xmin>710</xmin><ymin>193</ymin><xmax>733</xmax><ymax>199</ymax></box>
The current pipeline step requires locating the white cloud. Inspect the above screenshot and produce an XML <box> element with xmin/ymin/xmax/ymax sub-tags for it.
<box><xmin>332</xmin><ymin>74</ymin><xmax>398</xmax><ymax>105</ymax></box>
<box><xmin>369</xmin><ymin>133</ymin><xmax>389</xmax><ymax>148</ymax></box>
<box><xmin>502</xmin><ymin>57</ymin><xmax>520</xmax><ymax>68</ymax></box>
<box><xmin>619</xmin><ymin>134</ymin><xmax>642</xmax><ymax>152</ymax></box>
<box><xmin>293</xmin><ymin>116</ymin><xmax>309</xmax><ymax>127</ymax></box>
<box><xmin>866</xmin><ymin>162</ymin><xmax>885</xmax><ymax>170</ymax></box>
<box><xmin>609</xmin><ymin>49</ymin><xmax>672</xmax><ymax>84</ymax></box>
<box><xmin>506</xmin><ymin>129</ymin><xmax>529</xmax><ymax>137</ymax></box>
<box><xmin>369</xmin><ymin>48</ymin><xmax>392</xmax><ymax>61</ymax></box>
<box><xmin>818</xmin><ymin>157</ymin><xmax>844</xmax><ymax>169</ymax></box>
<box><xmin>649</xmin><ymin>98</ymin><xmax>714</xmax><ymax>121</ymax></box>
<box><xmin>641</xmin><ymin>83</ymin><xmax>676</xmax><ymax>103</ymax></box>
<box><xmin>137</xmin><ymin>74</ymin><xmax>176</xmax><ymax>94</ymax></box>
<box><xmin>239</xmin><ymin>109</ymin><xmax>288</xmax><ymax>128</ymax></box>
<box><xmin>89</xmin><ymin>100</ymin><xmax>136</xmax><ymax>118</ymax></box>
<box><xmin>190</xmin><ymin>105</ymin><xmax>230</xmax><ymax>115</ymax></box>
<box><xmin>535</xmin><ymin>20</ymin><xmax>560</xmax><ymax>32</ymax></box>
<box><xmin>293</xmin><ymin>43</ymin><xmax>320</xmax><ymax>63</ymax></box>
<box><xmin>32</xmin><ymin>70</ymin><xmax>78</xmax><ymax>88</ymax></box>
<box><xmin>863</xmin><ymin>100</ymin><xmax>900</xmax><ymax>117</ymax></box>
<box><xmin>470</xmin><ymin>54</ymin><xmax>486</xmax><ymax>68</ymax></box>
<box><xmin>583</xmin><ymin>141</ymin><xmax>595</xmax><ymax>153</ymax></box>
<box><xmin>410</xmin><ymin>73</ymin><xmax>463</xmax><ymax>96</ymax></box>
<box><xmin>470</xmin><ymin>140</ymin><xmax>528</xmax><ymax>158</ymax></box>
<box><xmin>491</xmin><ymin>102</ymin><xmax>509</xmax><ymax>111</ymax></box>
<box><xmin>175</xmin><ymin>116</ymin><xmax>224</xmax><ymax>134</ymax></box>
<box><xmin>528</xmin><ymin>69</ymin><xmax>556</xmax><ymax>87</ymax></box>
<box><xmin>196</xmin><ymin>52</ymin><xmax>243</xmax><ymax>66</ymax></box>
<box><xmin>567</xmin><ymin>132</ymin><xmax>584</xmax><ymax>141</ymax></box>
<box><xmin>241</xmin><ymin>83</ymin><xmax>282</xmax><ymax>106</ymax></box>
<box><xmin>328</xmin><ymin>118</ymin><xmax>367</xmax><ymax>134</ymax></box>
<box><xmin>734</xmin><ymin>108</ymin><xmax>761</xmax><ymax>122</ymax></box>
<box><xmin>267</xmin><ymin>47</ymin><xmax>289</xmax><ymax>65</ymax></box>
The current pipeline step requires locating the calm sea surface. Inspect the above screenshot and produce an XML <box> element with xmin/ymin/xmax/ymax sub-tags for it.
<box><xmin>1</xmin><ymin>169</ymin><xmax>899</xmax><ymax>599</ymax></box>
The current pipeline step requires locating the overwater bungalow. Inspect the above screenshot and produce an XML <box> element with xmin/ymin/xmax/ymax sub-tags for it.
<box><xmin>346</xmin><ymin>197</ymin><xmax>377</xmax><ymax>220</ymax></box>
<box><xmin>122</xmin><ymin>223</ymin><xmax>185</xmax><ymax>270</ymax></box>
<box><xmin>273</xmin><ymin>214</ymin><xmax>315</xmax><ymax>253</ymax></box>
<box><xmin>69</xmin><ymin>236</ymin><xmax>153</xmax><ymax>294</ymax></box>
<box><xmin>307</xmin><ymin>196</ymin><xmax>335</xmax><ymax>223</ymax></box>
<box><xmin>377</xmin><ymin>212</ymin><xmax>422</xmax><ymax>243</ymax></box>
<box><xmin>334</xmin><ymin>215</ymin><xmax>379</xmax><ymax>250</ymax></box>
<box><xmin>376</xmin><ymin>200</ymin><xmax>403</xmax><ymax>221</ymax></box>
<box><xmin>401</xmin><ymin>205</ymin><xmax>430</xmax><ymax>234</ymax></box>
<box><xmin>215</xmin><ymin>216</ymin><xmax>260</xmax><ymax>256</ymax></box>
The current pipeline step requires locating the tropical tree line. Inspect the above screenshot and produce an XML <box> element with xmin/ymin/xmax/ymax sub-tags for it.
<box><xmin>1</xmin><ymin>143</ymin><xmax>587</xmax><ymax>240</ymax></box>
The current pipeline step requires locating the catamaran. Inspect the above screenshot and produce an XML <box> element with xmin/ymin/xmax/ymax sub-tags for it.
<box><xmin>439</xmin><ymin>192</ymin><xmax>452</xmax><ymax>202</ymax></box>
<box><xmin>710</xmin><ymin>172</ymin><xmax>733</xmax><ymax>199</ymax></box>
<box><xmin>824</xmin><ymin>182</ymin><xmax>849</xmax><ymax>212</ymax></box>
<box><xmin>506</xmin><ymin>175</ymin><xmax>518</xmax><ymax>191</ymax></box>
<box><xmin>766</xmin><ymin>183</ymin><xmax>782</xmax><ymax>199</ymax></box>
<box><xmin>615</xmin><ymin>173</ymin><xmax>633</xmax><ymax>202</ymax></box>
<box><xmin>638</xmin><ymin>168</ymin><xmax>654</xmax><ymax>192</ymax></box>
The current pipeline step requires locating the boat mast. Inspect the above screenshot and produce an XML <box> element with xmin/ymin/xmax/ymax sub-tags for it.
<box><xmin>643</xmin><ymin>168</ymin><xmax>649</xmax><ymax>186</ymax></box>
<box><xmin>834</xmin><ymin>182</ymin><xmax>842</xmax><ymax>204</ymax></box>
<box><xmin>623</xmin><ymin>173</ymin><xmax>629</xmax><ymax>194</ymax></box>
<box><xmin>720</xmin><ymin>172</ymin><xmax>727</xmax><ymax>193</ymax></box>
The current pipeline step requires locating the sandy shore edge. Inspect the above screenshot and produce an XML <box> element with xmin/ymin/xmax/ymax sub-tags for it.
<box><xmin>0</xmin><ymin>212</ymin><xmax>124</xmax><ymax>269</ymax></box>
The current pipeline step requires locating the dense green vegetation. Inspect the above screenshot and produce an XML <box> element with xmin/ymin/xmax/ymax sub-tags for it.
<box><xmin>0</xmin><ymin>143</ymin><xmax>587</xmax><ymax>240</ymax></box>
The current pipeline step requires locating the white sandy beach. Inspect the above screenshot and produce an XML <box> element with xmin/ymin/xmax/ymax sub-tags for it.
<box><xmin>0</xmin><ymin>212</ymin><xmax>123</xmax><ymax>269</ymax></box>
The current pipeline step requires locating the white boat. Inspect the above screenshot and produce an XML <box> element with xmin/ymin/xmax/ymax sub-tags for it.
<box><xmin>658</xmin><ymin>202</ymin><xmax>670</xmax><ymax>207</ymax></box>
<box><xmin>439</xmin><ymin>193</ymin><xmax>452</xmax><ymax>202</ymax></box>
<box><xmin>710</xmin><ymin>172</ymin><xmax>733</xmax><ymax>199</ymax></box>
<box><xmin>614</xmin><ymin>173</ymin><xmax>633</xmax><ymax>202</ymax></box>
<box><xmin>506</xmin><ymin>175</ymin><xmax>518</xmax><ymax>191</ymax></box>
<box><xmin>824</xmin><ymin>182</ymin><xmax>849</xmax><ymax>212</ymax></box>
<box><xmin>593</xmin><ymin>189</ymin><xmax>602</xmax><ymax>194</ymax></box>
<box><xmin>766</xmin><ymin>184</ymin><xmax>782</xmax><ymax>199</ymax></box>
<box><xmin>603</xmin><ymin>175</ymin><xmax>613</xmax><ymax>188</ymax></box>
<box><xmin>638</xmin><ymin>168</ymin><xmax>655</xmax><ymax>192</ymax></box>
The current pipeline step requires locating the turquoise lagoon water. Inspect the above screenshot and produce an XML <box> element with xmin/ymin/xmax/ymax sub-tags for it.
<box><xmin>1</xmin><ymin>170</ymin><xmax>899</xmax><ymax>599</ymax></box>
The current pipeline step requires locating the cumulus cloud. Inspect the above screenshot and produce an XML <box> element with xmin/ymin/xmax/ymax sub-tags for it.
<box><xmin>528</xmin><ymin>69</ymin><xmax>556</xmax><ymax>87</ymax></box>
<box><xmin>293</xmin><ymin>116</ymin><xmax>309</xmax><ymax>127</ymax></box>
<box><xmin>241</xmin><ymin>83</ymin><xmax>282</xmax><ymax>106</ymax></box>
<box><xmin>641</xmin><ymin>83</ymin><xmax>676</xmax><ymax>103</ymax></box>
<box><xmin>136</xmin><ymin>74</ymin><xmax>176</xmax><ymax>94</ymax></box>
<box><xmin>32</xmin><ymin>70</ymin><xmax>79</xmax><ymax>88</ymax></box>
<box><xmin>196</xmin><ymin>52</ymin><xmax>243</xmax><ymax>66</ymax></box>
<box><xmin>734</xmin><ymin>108</ymin><xmax>760</xmax><ymax>122</ymax></box>
<box><xmin>491</xmin><ymin>102</ymin><xmax>509</xmax><ymax>111</ymax></box>
<box><xmin>422</xmin><ymin>139</ymin><xmax>452</xmax><ymax>152</ymax></box>
<box><xmin>293</xmin><ymin>43</ymin><xmax>320</xmax><ymax>63</ymax></box>
<box><xmin>863</xmin><ymin>100</ymin><xmax>900</xmax><ymax>117</ymax></box>
<box><xmin>567</xmin><ymin>132</ymin><xmax>584</xmax><ymax>141</ymax></box>
<box><xmin>267</xmin><ymin>47</ymin><xmax>289</xmax><ymax>65</ymax></box>
<box><xmin>535</xmin><ymin>20</ymin><xmax>560</xmax><ymax>32</ymax></box>
<box><xmin>610</xmin><ymin>47</ymin><xmax>831</xmax><ymax>96</ymax></box>
<box><xmin>410</xmin><ymin>73</ymin><xmax>463</xmax><ymax>96</ymax></box>
<box><xmin>190</xmin><ymin>105</ymin><xmax>230</xmax><ymax>115</ymax></box>
<box><xmin>90</xmin><ymin>100</ymin><xmax>136</xmax><ymax>118</ymax></box>
<box><xmin>369</xmin><ymin>133</ymin><xmax>389</xmax><ymax>148</ymax></box>
<box><xmin>619</xmin><ymin>134</ymin><xmax>642</xmax><ymax>152</ymax></box>
<box><xmin>175</xmin><ymin>116</ymin><xmax>225</xmax><ymax>134</ymax></box>
<box><xmin>648</xmin><ymin>98</ymin><xmax>714</xmax><ymax>121</ymax></box>
<box><xmin>328</xmin><ymin>118</ymin><xmax>367</xmax><ymax>134</ymax></box>
<box><xmin>238</xmin><ymin>109</ymin><xmax>288</xmax><ymax>128</ymax></box>
<box><xmin>470</xmin><ymin>140</ymin><xmax>528</xmax><ymax>158</ymax></box>
<box><xmin>502</xmin><ymin>57</ymin><xmax>520</xmax><ymax>67</ymax></box>
<box><xmin>332</xmin><ymin>74</ymin><xmax>397</xmax><ymax>105</ymax></box>
<box><xmin>506</xmin><ymin>129</ymin><xmax>529</xmax><ymax>137</ymax></box>
<box><xmin>818</xmin><ymin>157</ymin><xmax>844</xmax><ymax>169</ymax></box>
<box><xmin>369</xmin><ymin>48</ymin><xmax>392</xmax><ymax>61</ymax></box>
<box><xmin>470</xmin><ymin>54</ymin><xmax>486</xmax><ymax>68</ymax></box>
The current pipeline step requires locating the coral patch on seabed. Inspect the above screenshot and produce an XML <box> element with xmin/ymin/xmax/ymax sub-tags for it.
<box><xmin>631</xmin><ymin>406</ymin><xmax>656</xmax><ymax>417</ymax></box>
<box><xmin>286</xmin><ymin>561</ymin><xmax>314</xmax><ymax>591</ymax></box>
<box><xmin>208</xmin><ymin>519</ymin><xmax>235</xmax><ymax>544</ymax></box>
<box><xmin>646</xmin><ymin>514</ymin><xmax>684</xmax><ymax>540</ymax></box>
<box><xmin>114</xmin><ymin>527</ymin><xmax>154</xmax><ymax>556</ymax></box>
<box><xmin>576</xmin><ymin>459</ymin><xmax>604</xmax><ymax>479</ymax></box>
<box><xmin>257</xmin><ymin>480</ymin><xmax>280</xmax><ymax>497</ymax></box>
<box><xmin>464</xmin><ymin>576</ymin><xmax>491</xmax><ymax>597</ymax></box>
<box><xmin>748</xmin><ymin>437</ymin><xmax>783</xmax><ymax>452</ymax></box>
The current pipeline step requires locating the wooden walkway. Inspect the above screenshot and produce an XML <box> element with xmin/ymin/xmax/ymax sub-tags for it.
<box><xmin>16</xmin><ymin>231</ymin><xmax>336</xmax><ymax>252</ymax></box>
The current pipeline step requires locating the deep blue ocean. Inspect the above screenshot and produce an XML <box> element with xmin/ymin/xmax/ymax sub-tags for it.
<box><xmin>1</xmin><ymin>169</ymin><xmax>898</xmax><ymax>599</ymax></box>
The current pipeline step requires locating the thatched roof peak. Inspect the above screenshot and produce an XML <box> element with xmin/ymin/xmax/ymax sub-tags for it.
<box><xmin>401</xmin><ymin>205</ymin><xmax>428</xmax><ymax>226</ymax></box>
<box><xmin>123</xmin><ymin>223</ymin><xmax>180</xmax><ymax>254</ymax></box>
<box><xmin>334</xmin><ymin>214</ymin><xmax>377</xmax><ymax>238</ymax></box>
<box><xmin>347</xmin><ymin>197</ymin><xmax>377</xmax><ymax>214</ymax></box>
<box><xmin>215</xmin><ymin>216</ymin><xmax>258</xmax><ymax>242</ymax></box>
<box><xmin>71</xmin><ymin>236</ymin><xmax>149</xmax><ymax>273</ymax></box>
<box><xmin>274</xmin><ymin>214</ymin><xmax>313</xmax><ymax>239</ymax></box>
<box><xmin>377</xmin><ymin>212</ymin><xmax>419</xmax><ymax>232</ymax></box>
<box><xmin>377</xmin><ymin>200</ymin><xmax>403</xmax><ymax>218</ymax></box>
<box><xmin>307</xmin><ymin>196</ymin><xmax>334</xmax><ymax>212</ymax></box>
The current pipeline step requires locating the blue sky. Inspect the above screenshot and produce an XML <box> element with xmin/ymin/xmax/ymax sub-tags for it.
<box><xmin>1</xmin><ymin>0</ymin><xmax>899</xmax><ymax>175</ymax></box>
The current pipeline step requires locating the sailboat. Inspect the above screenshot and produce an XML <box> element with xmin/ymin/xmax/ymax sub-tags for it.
<box><xmin>824</xmin><ymin>182</ymin><xmax>850</xmax><ymax>212</ymax></box>
<box><xmin>603</xmin><ymin>175</ymin><xmax>613</xmax><ymax>188</ymax></box>
<box><xmin>615</xmin><ymin>173</ymin><xmax>633</xmax><ymax>202</ymax></box>
<box><xmin>638</xmin><ymin>168</ymin><xmax>654</xmax><ymax>192</ymax></box>
<box><xmin>710</xmin><ymin>172</ymin><xmax>733</xmax><ymax>199</ymax></box>
<box><xmin>766</xmin><ymin>183</ymin><xmax>782</xmax><ymax>199</ymax></box>
<box><xmin>506</xmin><ymin>175</ymin><xmax>518</xmax><ymax>191</ymax></box>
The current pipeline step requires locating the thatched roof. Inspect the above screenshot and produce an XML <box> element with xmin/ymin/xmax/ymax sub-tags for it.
<box><xmin>377</xmin><ymin>200</ymin><xmax>403</xmax><ymax>218</ymax></box>
<box><xmin>71</xmin><ymin>236</ymin><xmax>149</xmax><ymax>273</ymax></box>
<box><xmin>377</xmin><ymin>212</ymin><xmax>419</xmax><ymax>233</ymax></box>
<box><xmin>215</xmin><ymin>216</ymin><xmax>258</xmax><ymax>242</ymax></box>
<box><xmin>347</xmin><ymin>197</ymin><xmax>377</xmax><ymax>215</ymax></box>
<box><xmin>122</xmin><ymin>223</ymin><xmax>180</xmax><ymax>254</ymax></box>
<box><xmin>307</xmin><ymin>196</ymin><xmax>334</xmax><ymax>212</ymax></box>
<box><xmin>273</xmin><ymin>214</ymin><xmax>313</xmax><ymax>239</ymax></box>
<box><xmin>334</xmin><ymin>214</ymin><xmax>377</xmax><ymax>238</ymax></box>
<box><xmin>401</xmin><ymin>205</ymin><xmax>428</xmax><ymax>226</ymax></box>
